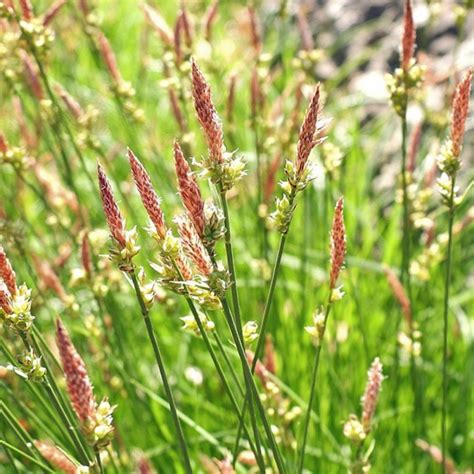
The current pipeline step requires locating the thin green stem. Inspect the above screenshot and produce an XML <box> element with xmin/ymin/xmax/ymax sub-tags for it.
<box><xmin>129</xmin><ymin>270</ymin><xmax>193</xmax><ymax>474</ymax></box>
<box><xmin>297</xmin><ymin>301</ymin><xmax>332</xmax><ymax>473</ymax></box>
<box><xmin>220</xmin><ymin>297</ymin><xmax>286</xmax><ymax>473</ymax></box>
<box><xmin>442</xmin><ymin>175</ymin><xmax>456</xmax><ymax>473</ymax></box>
<box><xmin>95</xmin><ymin>447</ymin><xmax>104</xmax><ymax>474</ymax></box>
<box><xmin>219</xmin><ymin>188</ymin><xmax>243</xmax><ymax>337</ymax></box>
<box><xmin>0</xmin><ymin>440</ymin><xmax>55</xmax><ymax>473</ymax></box>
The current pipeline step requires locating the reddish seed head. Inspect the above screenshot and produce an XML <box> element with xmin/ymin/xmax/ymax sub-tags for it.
<box><xmin>97</xmin><ymin>32</ymin><xmax>121</xmax><ymax>83</ymax></box>
<box><xmin>246</xmin><ymin>350</ymin><xmax>268</xmax><ymax>386</ymax></box>
<box><xmin>329</xmin><ymin>197</ymin><xmax>346</xmax><ymax>289</ymax></box>
<box><xmin>248</xmin><ymin>6</ymin><xmax>261</xmax><ymax>54</ymax></box>
<box><xmin>0</xmin><ymin>246</ymin><xmax>17</xmax><ymax>296</ymax></box>
<box><xmin>32</xmin><ymin>255</ymin><xmax>68</xmax><ymax>302</ymax></box>
<box><xmin>191</xmin><ymin>59</ymin><xmax>224</xmax><ymax>164</ymax></box>
<box><xmin>174</xmin><ymin>141</ymin><xmax>205</xmax><ymax>238</ymax></box>
<box><xmin>168</xmin><ymin>87</ymin><xmax>186</xmax><ymax>132</ymax></box>
<box><xmin>296</xmin><ymin>84</ymin><xmax>321</xmax><ymax>176</ymax></box>
<box><xmin>143</xmin><ymin>4</ymin><xmax>174</xmax><ymax>47</ymax></box>
<box><xmin>361</xmin><ymin>357</ymin><xmax>383</xmax><ymax>432</ymax></box>
<box><xmin>385</xmin><ymin>267</ymin><xmax>412</xmax><ymax>328</ymax></box>
<box><xmin>56</xmin><ymin>319</ymin><xmax>97</xmax><ymax>422</ymax></box>
<box><xmin>0</xmin><ymin>135</ymin><xmax>8</xmax><ymax>154</ymax></box>
<box><xmin>0</xmin><ymin>285</ymin><xmax>12</xmax><ymax>314</ymax></box>
<box><xmin>19</xmin><ymin>0</ymin><xmax>33</xmax><ymax>20</ymax></box>
<box><xmin>42</xmin><ymin>0</ymin><xmax>66</xmax><ymax>26</ymax></box>
<box><xmin>174</xmin><ymin>14</ymin><xmax>183</xmax><ymax>64</ymax></box>
<box><xmin>128</xmin><ymin>149</ymin><xmax>167</xmax><ymax>240</ymax></box>
<box><xmin>179</xmin><ymin>4</ymin><xmax>193</xmax><ymax>47</ymax></box>
<box><xmin>34</xmin><ymin>441</ymin><xmax>77</xmax><ymax>474</ymax></box>
<box><xmin>226</xmin><ymin>73</ymin><xmax>237</xmax><ymax>123</ymax></box>
<box><xmin>175</xmin><ymin>215</ymin><xmax>213</xmax><ymax>277</ymax></box>
<box><xmin>415</xmin><ymin>440</ymin><xmax>456</xmax><ymax>474</ymax></box>
<box><xmin>450</xmin><ymin>68</ymin><xmax>473</xmax><ymax>158</ymax></box>
<box><xmin>401</xmin><ymin>0</ymin><xmax>415</xmax><ymax>72</ymax></box>
<box><xmin>264</xmin><ymin>335</ymin><xmax>276</xmax><ymax>375</ymax></box>
<box><xmin>204</xmin><ymin>0</ymin><xmax>218</xmax><ymax>41</ymax></box>
<box><xmin>97</xmin><ymin>164</ymin><xmax>126</xmax><ymax>248</ymax></box>
<box><xmin>21</xmin><ymin>52</ymin><xmax>43</xmax><ymax>100</ymax></box>
<box><xmin>81</xmin><ymin>232</ymin><xmax>92</xmax><ymax>277</ymax></box>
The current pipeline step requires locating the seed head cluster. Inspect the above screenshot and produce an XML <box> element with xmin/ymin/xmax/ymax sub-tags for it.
<box><xmin>128</xmin><ymin>148</ymin><xmax>167</xmax><ymax>239</ymax></box>
<box><xmin>174</xmin><ymin>141</ymin><xmax>205</xmax><ymax>238</ymax></box>
<box><xmin>191</xmin><ymin>59</ymin><xmax>224</xmax><ymax>165</ymax></box>
<box><xmin>329</xmin><ymin>197</ymin><xmax>346</xmax><ymax>289</ymax></box>
<box><xmin>98</xmin><ymin>163</ymin><xmax>126</xmax><ymax>248</ymax></box>
<box><xmin>56</xmin><ymin>318</ymin><xmax>97</xmax><ymax>422</ymax></box>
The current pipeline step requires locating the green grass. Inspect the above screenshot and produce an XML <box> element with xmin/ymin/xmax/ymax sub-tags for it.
<box><xmin>1</xmin><ymin>1</ymin><xmax>473</xmax><ymax>472</ymax></box>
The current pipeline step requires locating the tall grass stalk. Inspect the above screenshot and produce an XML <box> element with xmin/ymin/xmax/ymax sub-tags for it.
<box><xmin>441</xmin><ymin>175</ymin><xmax>456</xmax><ymax>472</ymax></box>
<box><xmin>298</xmin><ymin>300</ymin><xmax>332</xmax><ymax>473</ymax></box>
<box><xmin>129</xmin><ymin>269</ymin><xmax>193</xmax><ymax>474</ymax></box>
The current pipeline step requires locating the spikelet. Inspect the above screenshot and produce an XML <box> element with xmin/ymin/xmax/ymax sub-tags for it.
<box><xmin>34</xmin><ymin>441</ymin><xmax>77</xmax><ymax>474</ymax></box>
<box><xmin>81</xmin><ymin>232</ymin><xmax>92</xmax><ymax>278</ymax></box>
<box><xmin>175</xmin><ymin>214</ymin><xmax>213</xmax><ymax>277</ymax></box>
<box><xmin>248</xmin><ymin>6</ymin><xmax>261</xmax><ymax>54</ymax></box>
<box><xmin>128</xmin><ymin>149</ymin><xmax>167</xmax><ymax>239</ymax></box>
<box><xmin>142</xmin><ymin>4</ymin><xmax>174</xmax><ymax>47</ymax></box>
<box><xmin>179</xmin><ymin>3</ymin><xmax>193</xmax><ymax>47</ymax></box>
<box><xmin>0</xmin><ymin>284</ymin><xmax>12</xmax><ymax>314</ymax></box>
<box><xmin>96</xmin><ymin>32</ymin><xmax>121</xmax><ymax>83</ymax></box>
<box><xmin>21</xmin><ymin>52</ymin><xmax>43</xmax><ymax>100</ymax></box>
<box><xmin>168</xmin><ymin>87</ymin><xmax>186</xmax><ymax>132</ymax></box>
<box><xmin>42</xmin><ymin>0</ymin><xmax>66</xmax><ymax>27</ymax></box>
<box><xmin>32</xmin><ymin>255</ymin><xmax>70</xmax><ymax>304</ymax></box>
<box><xmin>137</xmin><ymin>456</ymin><xmax>156</xmax><ymax>474</ymax></box>
<box><xmin>97</xmin><ymin>164</ymin><xmax>126</xmax><ymax>248</ymax></box>
<box><xmin>415</xmin><ymin>439</ymin><xmax>456</xmax><ymax>474</ymax></box>
<box><xmin>174</xmin><ymin>14</ymin><xmax>183</xmax><ymax>64</ymax></box>
<box><xmin>264</xmin><ymin>335</ymin><xmax>276</xmax><ymax>375</ymax></box>
<box><xmin>329</xmin><ymin>198</ymin><xmax>346</xmax><ymax>290</ymax></box>
<box><xmin>191</xmin><ymin>59</ymin><xmax>224</xmax><ymax>165</ymax></box>
<box><xmin>0</xmin><ymin>246</ymin><xmax>17</xmax><ymax>296</ymax></box>
<box><xmin>401</xmin><ymin>0</ymin><xmax>415</xmax><ymax>72</ymax></box>
<box><xmin>56</xmin><ymin>319</ymin><xmax>97</xmax><ymax>422</ymax></box>
<box><xmin>203</xmin><ymin>1</ymin><xmax>218</xmax><ymax>42</ymax></box>
<box><xmin>385</xmin><ymin>266</ymin><xmax>412</xmax><ymax>327</ymax></box>
<box><xmin>174</xmin><ymin>141</ymin><xmax>205</xmax><ymax>238</ymax></box>
<box><xmin>19</xmin><ymin>0</ymin><xmax>33</xmax><ymax>20</ymax></box>
<box><xmin>296</xmin><ymin>84</ymin><xmax>321</xmax><ymax>177</ymax></box>
<box><xmin>246</xmin><ymin>350</ymin><xmax>268</xmax><ymax>386</ymax></box>
<box><xmin>226</xmin><ymin>73</ymin><xmax>237</xmax><ymax>123</ymax></box>
<box><xmin>361</xmin><ymin>357</ymin><xmax>384</xmax><ymax>432</ymax></box>
<box><xmin>450</xmin><ymin>68</ymin><xmax>472</xmax><ymax>159</ymax></box>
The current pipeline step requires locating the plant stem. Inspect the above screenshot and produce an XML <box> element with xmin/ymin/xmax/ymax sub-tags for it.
<box><xmin>442</xmin><ymin>175</ymin><xmax>456</xmax><ymax>473</ymax></box>
<box><xmin>298</xmin><ymin>301</ymin><xmax>332</xmax><ymax>473</ymax></box>
<box><xmin>95</xmin><ymin>447</ymin><xmax>104</xmax><ymax>474</ymax></box>
<box><xmin>219</xmin><ymin>188</ymin><xmax>243</xmax><ymax>337</ymax></box>
<box><xmin>220</xmin><ymin>297</ymin><xmax>286</xmax><ymax>473</ymax></box>
<box><xmin>129</xmin><ymin>270</ymin><xmax>193</xmax><ymax>474</ymax></box>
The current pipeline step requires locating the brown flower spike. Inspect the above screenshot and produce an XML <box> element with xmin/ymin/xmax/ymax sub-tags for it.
<box><xmin>401</xmin><ymin>0</ymin><xmax>415</xmax><ymax>72</ymax></box>
<box><xmin>128</xmin><ymin>149</ymin><xmax>167</xmax><ymax>240</ymax></box>
<box><xmin>98</xmin><ymin>163</ymin><xmax>126</xmax><ymax>248</ymax></box>
<box><xmin>56</xmin><ymin>319</ymin><xmax>97</xmax><ymax>422</ymax></box>
<box><xmin>175</xmin><ymin>215</ymin><xmax>213</xmax><ymax>277</ymax></box>
<box><xmin>174</xmin><ymin>141</ymin><xmax>205</xmax><ymax>238</ymax></box>
<box><xmin>361</xmin><ymin>357</ymin><xmax>384</xmax><ymax>432</ymax></box>
<box><xmin>34</xmin><ymin>440</ymin><xmax>77</xmax><ymax>474</ymax></box>
<box><xmin>296</xmin><ymin>85</ymin><xmax>321</xmax><ymax>176</ymax></box>
<box><xmin>329</xmin><ymin>197</ymin><xmax>346</xmax><ymax>289</ymax></box>
<box><xmin>0</xmin><ymin>246</ymin><xmax>17</xmax><ymax>296</ymax></box>
<box><xmin>191</xmin><ymin>59</ymin><xmax>224</xmax><ymax>164</ymax></box>
<box><xmin>450</xmin><ymin>68</ymin><xmax>473</xmax><ymax>158</ymax></box>
<box><xmin>385</xmin><ymin>267</ymin><xmax>412</xmax><ymax>328</ymax></box>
